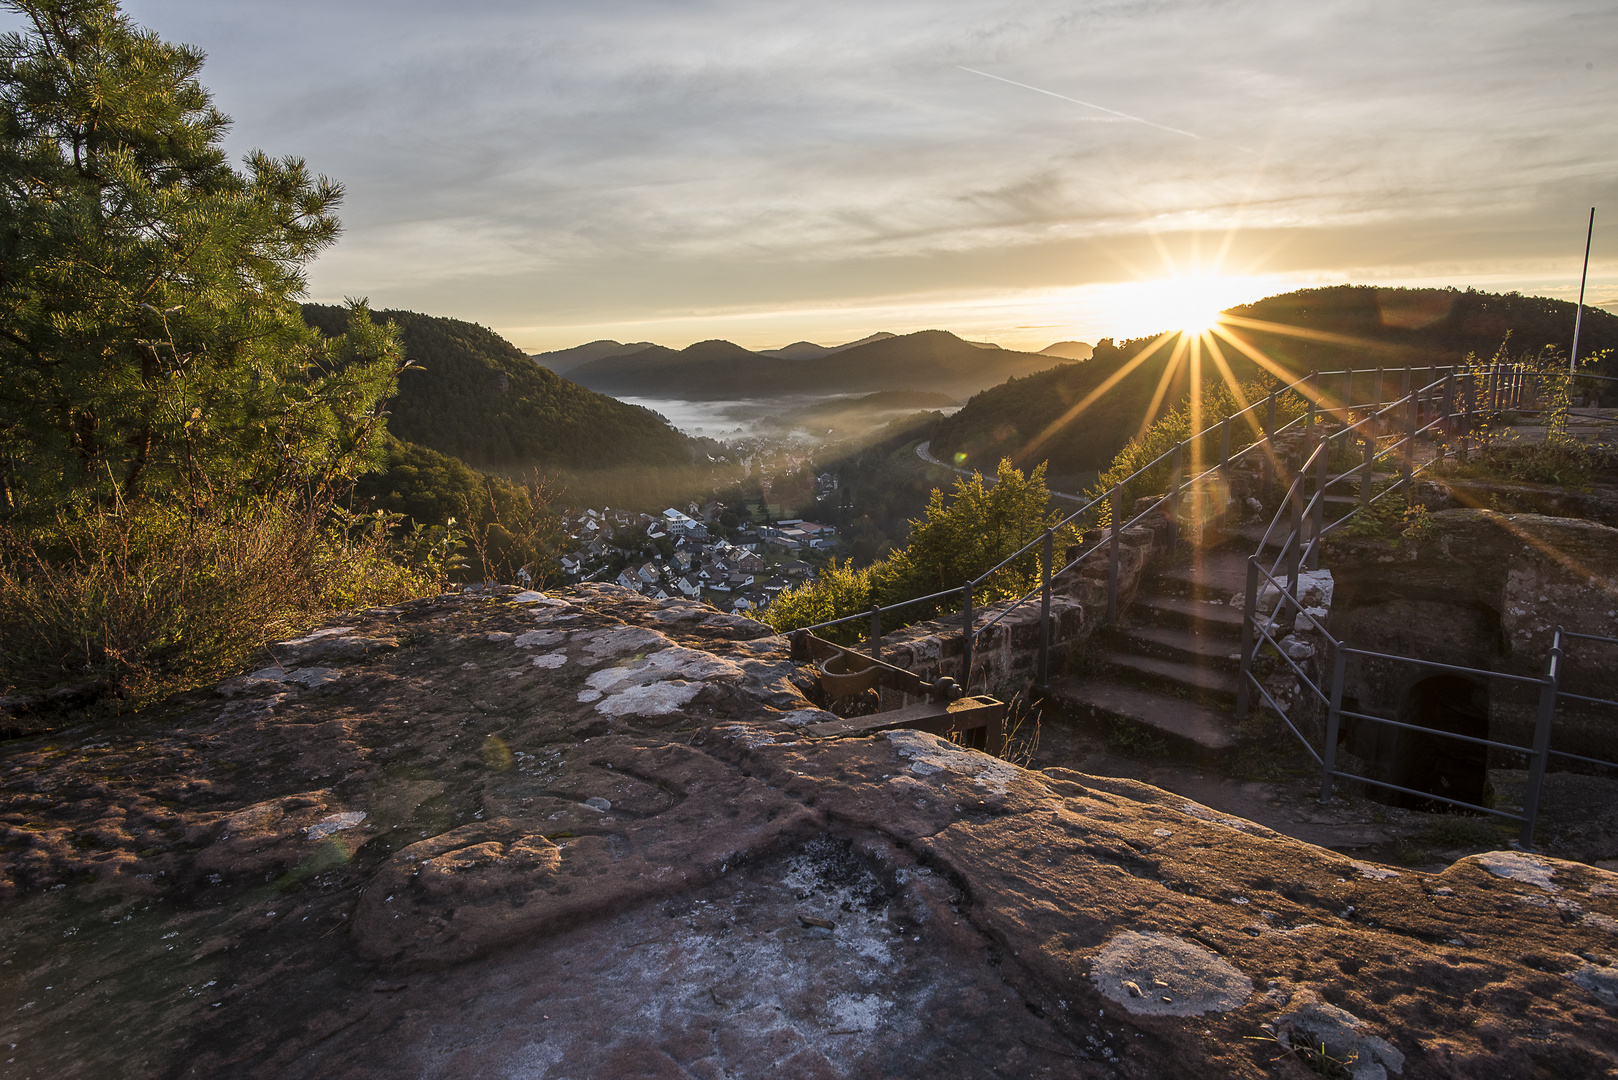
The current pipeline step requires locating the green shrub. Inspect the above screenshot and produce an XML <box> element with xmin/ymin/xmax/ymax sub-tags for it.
<box><xmin>0</xmin><ymin>494</ymin><xmax>445</xmax><ymax>713</ymax></box>
<box><xmin>1089</xmin><ymin>379</ymin><xmax>1308</xmax><ymax>528</ymax></box>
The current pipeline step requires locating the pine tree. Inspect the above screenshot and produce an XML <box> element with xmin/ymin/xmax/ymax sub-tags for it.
<box><xmin>0</xmin><ymin>0</ymin><xmax>398</xmax><ymax>517</ymax></box>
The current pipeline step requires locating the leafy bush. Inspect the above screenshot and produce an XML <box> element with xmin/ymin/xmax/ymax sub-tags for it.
<box><xmin>1089</xmin><ymin>379</ymin><xmax>1308</xmax><ymax>528</ymax></box>
<box><xmin>765</xmin><ymin>459</ymin><xmax>1080</xmax><ymax>638</ymax></box>
<box><xmin>764</xmin><ymin>559</ymin><xmax>875</xmax><ymax>645</ymax></box>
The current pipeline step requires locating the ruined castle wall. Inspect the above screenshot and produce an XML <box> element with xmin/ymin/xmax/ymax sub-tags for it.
<box><xmin>1326</xmin><ymin>510</ymin><xmax>1618</xmax><ymax>767</ymax></box>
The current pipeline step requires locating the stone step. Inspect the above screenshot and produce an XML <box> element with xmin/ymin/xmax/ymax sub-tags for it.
<box><xmin>1325</xmin><ymin>472</ymin><xmax>1397</xmax><ymax>487</ymax></box>
<box><xmin>1132</xmin><ymin>593</ymin><xmax>1246</xmax><ymax>635</ymax></box>
<box><xmin>1098</xmin><ymin>650</ymin><xmax>1242</xmax><ymax>705</ymax></box>
<box><xmin>1109</xmin><ymin>624</ymin><xmax>1243</xmax><ymax>672</ymax></box>
<box><xmin>1048</xmin><ymin>676</ymin><xmax>1237</xmax><ymax>756</ymax></box>
<box><xmin>1145</xmin><ymin>549</ymin><xmax>1254</xmax><ymax>601</ymax></box>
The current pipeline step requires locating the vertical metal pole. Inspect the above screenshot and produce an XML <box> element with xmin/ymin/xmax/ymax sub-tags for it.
<box><xmin>1400</xmin><ymin>365</ymin><xmax>1411</xmax><ymax>435</ymax></box>
<box><xmin>1460</xmin><ymin>372</ymin><xmax>1474</xmax><ymax>461</ymax></box>
<box><xmin>1571</xmin><ymin>207</ymin><xmax>1595</xmax><ymax>376</ymax></box>
<box><xmin>1218</xmin><ymin>416</ymin><xmax>1231</xmax><ymax>473</ymax></box>
<box><xmin>1403</xmin><ymin>374</ymin><xmax>1417</xmax><ymax>493</ymax></box>
<box><xmin>1168</xmin><ymin>442</ymin><xmax>1183</xmax><ymax>546</ymax></box>
<box><xmin>1359</xmin><ymin>431</ymin><xmax>1374</xmax><ymax>510</ymax></box>
<box><xmin>1263</xmin><ymin>390</ymin><xmax>1277</xmax><ymax>494</ymax></box>
<box><xmin>1310</xmin><ymin>435</ymin><xmax>1327</xmax><ymax>570</ymax></box>
<box><xmin>1519</xmin><ymin>643</ymin><xmax>1562</xmax><ymax>850</ymax></box>
<box><xmin>1441</xmin><ymin>372</ymin><xmax>1455</xmax><ymax>435</ymax></box>
<box><xmin>961</xmin><ymin>582</ymin><xmax>974</xmax><ymax>693</ymax></box>
<box><xmin>1037</xmin><ymin>528</ymin><xmax>1052</xmax><ymax>692</ymax></box>
<box><xmin>1373</xmin><ymin>366</ymin><xmax>1383</xmax><ymax>416</ymax></box>
<box><xmin>869</xmin><ymin>604</ymin><xmax>881</xmax><ymax>664</ymax></box>
<box><xmin>1287</xmin><ymin>479</ymin><xmax>1303</xmax><ymax>602</ymax></box>
<box><xmin>1107</xmin><ymin>485</ymin><xmax>1122</xmax><ymax>622</ymax></box>
<box><xmin>1236</xmin><ymin>556</ymin><xmax>1259</xmax><ymax>719</ymax></box>
<box><xmin>1342</xmin><ymin>368</ymin><xmax>1354</xmax><ymax>421</ymax></box>
<box><xmin>1305</xmin><ymin>370</ymin><xmax>1317</xmax><ymax>446</ymax></box>
<box><xmin>1320</xmin><ymin>646</ymin><xmax>1348</xmax><ymax>802</ymax></box>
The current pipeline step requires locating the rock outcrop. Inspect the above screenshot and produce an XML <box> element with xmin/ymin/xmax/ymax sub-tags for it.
<box><xmin>2</xmin><ymin>583</ymin><xmax>1616</xmax><ymax>1078</ymax></box>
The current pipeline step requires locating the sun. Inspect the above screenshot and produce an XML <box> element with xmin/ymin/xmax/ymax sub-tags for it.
<box><xmin>1156</xmin><ymin>275</ymin><xmax>1230</xmax><ymax>335</ymax></box>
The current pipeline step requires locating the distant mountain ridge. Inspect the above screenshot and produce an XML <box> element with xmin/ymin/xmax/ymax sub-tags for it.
<box><xmin>533</xmin><ymin>339</ymin><xmax>656</xmax><ymax>374</ymax></box>
<box><xmin>1041</xmin><ymin>341</ymin><xmax>1094</xmax><ymax>360</ymax></box>
<box><xmin>757</xmin><ymin>332</ymin><xmax>897</xmax><ymax>360</ymax></box>
<box><xmin>563</xmin><ymin>329</ymin><xmax>1059</xmax><ymax>401</ymax></box>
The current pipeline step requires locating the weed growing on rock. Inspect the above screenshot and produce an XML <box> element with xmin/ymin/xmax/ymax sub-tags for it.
<box><xmin>1248</xmin><ymin>1026</ymin><xmax>1358</xmax><ymax>1079</ymax></box>
<box><xmin>1102</xmin><ymin>718</ymin><xmax>1170</xmax><ymax>758</ymax></box>
<box><xmin>998</xmin><ymin>690</ymin><xmax>1042</xmax><ymax>767</ymax></box>
<box><xmin>1436</xmin><ymin>437</ymin><xmax>1618</xmax><ymax>490</ymax></box>
<box><xmin>0</xmin><ymin>494</ymin><xmax>444</xmax><ymax>722</ymax></box>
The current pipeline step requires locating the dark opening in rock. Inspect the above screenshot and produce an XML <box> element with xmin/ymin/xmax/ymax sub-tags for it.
<box><xmin>1370</xmin><ymin>675</ymin><xmax>1491</xmax><ymax>811</ymax></box>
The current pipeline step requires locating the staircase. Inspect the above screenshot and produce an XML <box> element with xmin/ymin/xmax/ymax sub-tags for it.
<box><xmin>1047</xmin><ymin>407</ymin><xmax>1446</xmax><ymax>757</ymax></box>
<box><xmin>1050</xmin><ymin>540</ymin><xmax>1252</xmax><ymax>756</ymax></box>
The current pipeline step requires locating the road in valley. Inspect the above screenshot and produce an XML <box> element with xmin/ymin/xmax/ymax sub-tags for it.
<box><xmin>915</xmin><ymin>440</ymin><xmax>1090</xmax><ymax>504</ymax></box>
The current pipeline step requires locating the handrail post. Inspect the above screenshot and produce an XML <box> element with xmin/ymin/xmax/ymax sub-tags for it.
<box><xmin>1037</xmin><ymin>527</ymin><xmax>1052</xmax><ymax>692</ymax></box>
<box><xmin>1309</xmin><ymin>434</ymin><xmax>1327</xmax><ymax>570</ymax></box>
<box><xmin>1168</xmin><ymin>442</ymin><xmax>1183</xmax><ymax>547</ymax></box>
<box><xmin>1359</xmin><ymin>431</ymin><xmax>1374</xmax><ymax>510</ymax></box>
<box><xmin>1342</xmin><ymin>367</ymin><xmax>1354</xmax><ymax>421</ymax></box>
<box><xmin>1287</xmin><ymin>480</ymin><xmax>1303</xmax><ymax>602</ymax></box>
<box><xmin>1107</xmin><ymin>485</ymin><xmax>1122</xmax><ymax>622</ymax></box>
<box><xmin>1373</xmin><ymin>366</ymin><xmax>1383</xmax><ymax>416</ymax></box>
<box><xmin>1320</xmin><ymin>646</ymin><xmax>1348</xmax><ymax>801</ymax></box>
<box><xmin>869</xmin><ymin>603</ymin><xmax>881</xmax><ymax>664</ymax></box>
<box><xmin>1460</xmin><ymin>371</ymin><xmax>1474</xmax><ymax>462</ymax></box>
<box><xmin>1519</xmin><ymin>642</ymin><xmax>1561</xmax><ymax>850</ymax></box>
<box><xmin>1402</xmin><ymin>374</ymin><xmax>1417</xmax><ymax>493</ymax></box>
<box><xmin>1236</xmin><ymin>556</ymin><xmax>1259</xmax><ymax>719</ymax></box>
<box><xmin>961</xmin><ymin>582</ymin><xmax>974</xmax><ymax>693</ymax></box>
<box><xmin>1263</xmin><ymin>390</ymin><xmax>1277</xmax><ymax>494</ymax></box>
<box><xmin>1304</xmin><ymin>370</ymin><xmax>1317</xmax><ymax>446</ymax></box>
<box><xmin>1218</xmin><ymin>416</ymin><xmax>1231</xmax><ymax>474</ymax></box>
<box><xmin>1400</xmin><ymin>365</ymin><xmax>1411</xmax><ymax>439</ymax></box>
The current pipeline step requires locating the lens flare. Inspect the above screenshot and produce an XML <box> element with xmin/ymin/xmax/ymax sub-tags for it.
<box><xmin>1156</xmin><ymin>276</ymin><xmax>1232</xmax><ymax>335</ymax></box>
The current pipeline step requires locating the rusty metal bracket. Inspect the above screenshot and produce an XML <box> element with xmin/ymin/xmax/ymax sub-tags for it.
<box><xmin>789</xmin><ymin>630</ymin><xmax>963</xmax><ymax>703</ymax></box>
<box><xmin>803</xmin><ymin>695</ymin><xmax>1007</xmax><ymax>756</ymax></box>
<box><xmin>789</xmin><ymin>630</ymin><xmax>1002</xmax><ymax>753</ymax></box>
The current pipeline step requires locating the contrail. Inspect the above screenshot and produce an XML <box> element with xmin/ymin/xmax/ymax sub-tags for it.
<box><xmin>957</xmin><ymin>66</ymin><xmax>1202</xmax><ymax>141</ymax></box>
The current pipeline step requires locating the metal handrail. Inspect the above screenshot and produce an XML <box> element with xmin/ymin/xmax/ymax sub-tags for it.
<box><xmin>796</xmin><ymin>365</ymin><xmax>1469</xmax><ymax>690</ymax></box>
<box><xmin>1236</xmin><ymin>372</ymin><xmax>1612</xmax><ymax>850</ymax></box>
<box><xmin>807</xmin><ymin>373</ymin><xmax>1328</xmax><ymax>639</ymax></box>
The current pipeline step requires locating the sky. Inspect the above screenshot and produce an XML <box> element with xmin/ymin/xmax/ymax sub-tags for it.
<box><xmin>31</xmin><ymin>0</ymin><xmax>1618</xmax><ymax>352</ymax></box>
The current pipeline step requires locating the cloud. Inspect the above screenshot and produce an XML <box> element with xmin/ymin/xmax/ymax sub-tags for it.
<box><xmin>50</xmin><ymin>0</ymin><xmax>1613</xmax><ymax>344</ymax></box>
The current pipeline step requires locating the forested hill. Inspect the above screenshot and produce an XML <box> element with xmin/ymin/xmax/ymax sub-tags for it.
<box><xmin>930</xmin><ymin>286</ymin><xmax>1618</xmax><ymax>481</ymax></box>
<box><xmin>1223</xmin><ymin>286</ymin><xmax>1618</xmax><ymax>374</ymax></box>
<box><xmin>564</xmin><ymin>329</ymin><xmax>1057</xmax><ymax>400</ymax></box>
<box><xmin>302</xmin><ymin>305</ymin><xmax>696</xmax><ymax>472</ymax></box>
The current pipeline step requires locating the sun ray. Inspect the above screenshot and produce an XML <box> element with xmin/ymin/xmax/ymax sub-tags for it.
<box><xmin>1201</xmin><ymin>331</ymin><xmax>1260</xmax><ymax>437</ymax></box>
<box><xmin>1019</xmin><ymin>330</ymin><xmax>1179</xmax><ymax>464</ymax></box>
<box><xmin>1137</xmin><ymin>331</ymin><xmax>1192</xmax><ymax>441</ymax></box>
<box><xmin>1201</xmin><ymin>329</ymin><xmax>1290</xmax><ymax>481</ymax></box>
<box><xmin>1218</xmin><ymin>312</ymin><xmax>1408</xmax><ymax>355</ymax></box>
<box><xmin>1189</xmin><ymin>331</ymin><xmax>1204</xmax><ymax>475</ymax></box>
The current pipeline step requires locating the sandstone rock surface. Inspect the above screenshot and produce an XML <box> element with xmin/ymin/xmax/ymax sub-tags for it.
<box><xmin>2</xmin><ymin>584</ymin><xmax>1616</xmax><ymax>1079</ymax></box>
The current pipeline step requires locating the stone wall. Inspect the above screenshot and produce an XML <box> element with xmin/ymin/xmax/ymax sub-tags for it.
<box><xmin>1325</xmin><ymin>509</ymin><xmax>1618</xmax><ymax>775</ymax></box>
<box><xmin>870</xmin><ymin>513</ymin><xmax>1176</xmax><ymax>700</ymax></box>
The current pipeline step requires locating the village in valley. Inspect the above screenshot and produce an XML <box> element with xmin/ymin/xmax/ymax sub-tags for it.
<box><xmin>553</xmin><ymin>486</ymin><xmax>838</xmax><ymax>614</ymax></box>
